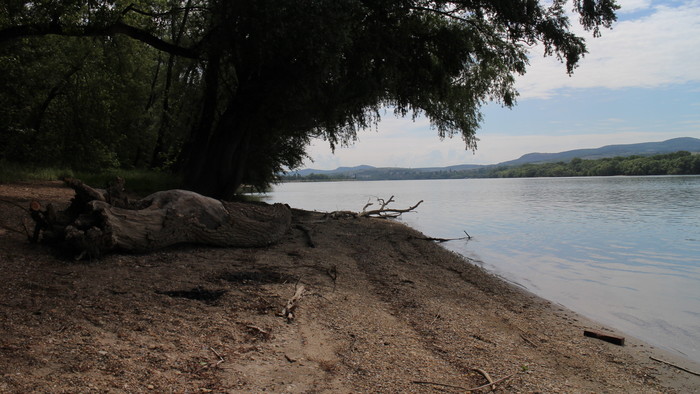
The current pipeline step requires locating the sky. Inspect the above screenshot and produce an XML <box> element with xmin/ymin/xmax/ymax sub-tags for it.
<box><xmin>302</xmin><ymin>0</ymin><xmax>700</xmax><ymax>170</ymax></box>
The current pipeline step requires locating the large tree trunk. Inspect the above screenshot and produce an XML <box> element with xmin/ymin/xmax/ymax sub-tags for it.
<box><xmin>32</xmin><ymin>178</ymin><xmax>291</xmax><ymax>258</ymax></box>
<box><xmin>178</xmin><ymin>46</ymin><xmax>247</xmax><ymax>201</ymax></box>
<box><xmin>181</xmin><ymin>95</ymin><xmax>255</xmax><ymax>200</ymax></box>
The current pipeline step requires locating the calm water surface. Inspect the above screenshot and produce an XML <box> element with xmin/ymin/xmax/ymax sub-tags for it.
<box><xmin>262</xmin><ymin>176</ymin><xmax>700</xmax><ymax>362</ymax></box>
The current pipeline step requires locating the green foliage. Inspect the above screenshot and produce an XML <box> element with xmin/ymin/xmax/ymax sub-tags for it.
<box><xmin>281</xmin><ymin>151</ymin><xmax>700</xmax><ymax>182</ymax></box>
<box><xmin>489</xmin><ymin>151</ymin><xmax>700</xmax><ymax>178</ymax></box>
<box><xmin>76</xmin><ymin>170</ymin><xmax>183</xmax><ymax>196</ymax></box>
<box><xmin>0</xmin><ymin>161</ymin><xmax>74</xmax><ymax>183</ymax></box>
<box><xmin>0</xmin><ymin>35</ymin><xmax>160</xmax><ymax>170</ymax></box>
<box><xmin>0</xmin><ymin>1</ymin><xmax>203</xmax><ymax>177</ymax></box>
<box><xmin>0</xmin><ymin>162</ymin><xmax>182</xmax><ymax>196</ymax></box>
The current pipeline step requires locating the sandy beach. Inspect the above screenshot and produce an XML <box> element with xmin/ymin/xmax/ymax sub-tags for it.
<box><xmin>1</xmin><ymin>181</ymin><xmax>699</xmax><ymax>392</ymax></box>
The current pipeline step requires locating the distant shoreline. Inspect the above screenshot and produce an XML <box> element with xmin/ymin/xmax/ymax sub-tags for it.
<box><xmin>283</xmin><ymin>150</ymin><xmax>700</xmax><ymax>182</ymax></box>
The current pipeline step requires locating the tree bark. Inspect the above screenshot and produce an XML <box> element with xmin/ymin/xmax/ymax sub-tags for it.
<box><xmin>182</xmin><ymin>97</ymin><xmax>253</xmax><ymax>200</ymax></box>
<box><xmin>33</xmin><ymin>179</ymin><xmax>291</xmax><ymax>258</ymax></box>
<box><xmin>151</xmin><ymin>0</ymin><xmax>194</xmax><ymax>169</ymax></box>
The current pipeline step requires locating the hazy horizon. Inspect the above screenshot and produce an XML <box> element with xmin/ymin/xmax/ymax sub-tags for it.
<box><xmin>298</xmin><ymin>135</ymin><xmax>698</xmax><ymax>170</ymax></box>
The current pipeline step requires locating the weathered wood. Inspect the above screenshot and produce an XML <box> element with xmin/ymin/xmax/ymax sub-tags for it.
<box><xmin>31</xmin><ymin>179</ymin><xmax>292</xmax><ymax>257</ymax></box>
<box><xmin>583</xmin><ymin>329</ymin><xmax>625</xmax><ymax>346</ymax></box>
<box><xmin>293</xmin><ymin>224</ymin><xmax>315</xmax><ymax>248</ymax></box>
<box><xmin>360</xmin><ymin>196</ymin><xmax>423</xmax><ymax>218</ymax></box>
<box><xmin>650</xmin><ymin>356</ymin><xmax>700</xmax><ymax>377</ymax></box>
<box><xmin>280</xmin><ymin>285</ymin><xmax>305</xmax><ymax>322</ymax></box>
<box><xmin>326</xmin><ymin>196</ymin><xmax>423</xmax><ymax>220</ymax></box>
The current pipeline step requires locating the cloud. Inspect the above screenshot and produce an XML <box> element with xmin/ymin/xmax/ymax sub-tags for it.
<box><xmin>517</xmin><ymin>1</ymin><xmax>700</xmax><ymax>98</ymax></box>
<box><xmin>618</xmin><ymin>0</ymin><xmax>653</xmax><ymax>13</ymax></box>
<box><xmin>474</xmin><ymin>131</ymin><xmax>689</xmax><ymax>162</ymax></box>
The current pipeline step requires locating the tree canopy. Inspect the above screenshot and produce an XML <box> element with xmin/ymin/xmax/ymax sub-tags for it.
<box><xmin>1</xmin><ymin>0</ymin><xmax>619</xmax><ymax>199</ymax></box>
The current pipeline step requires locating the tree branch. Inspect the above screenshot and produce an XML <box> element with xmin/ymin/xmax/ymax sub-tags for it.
<box><xmin>360</xmin><ymin>196</ymin><xmax>423</xmax><ymax>218</ymax></box>
<box><xmin>0</xmin><ymin>22</ymin><xmax>201</xmax><ymax>59</ymax></box>
<box><xmin>121</xmin><ymin>3</ymin><xmax>210</xmax><ymax>19</ymax></box>
<box><xmin>409</xmin><ymin>6</ymin><xmax>472</xmax><ymax>23</ymax></box>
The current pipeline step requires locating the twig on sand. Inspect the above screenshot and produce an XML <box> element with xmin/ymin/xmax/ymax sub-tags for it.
<box><xmin>519</xmin><ymin>333</ymin><xmax>537</xmax><ymax>347</ymax></box>
<box><xmin>280</xmin><ymin>284</ymin><xmax>306</xmax><ymax>322</ymax></box>
<box><xmin>209</xmin><ymin>347</ymin><xmax>225</xmax><ymax>366</ymax></box>
<box><xmin>473</xmin><ymin>368</ymin><xmax>494</xmax><ymax>387</ymax></box>
<box><xmin>650</xmin><ymin>356</ymin><xmax>700</xmax><ymax>377</ymax></box>
<box><xmin>0</xmin><ymin>222</ymin><xmax>27</xmax><ymax>237</ymax></box>
<box><xmin>245</xmin><ymin>324</ymin><xmax>270</xmax><ymax>338</ymax></box>
<box><xmin>327</xmin><ymin>265</ymin><xmax>338</xmax><ymax>290</ymax></box>
<box><xmin>294</xmin><ymin>223</ymin><xmax>315</xmax><ymax>247</ymax></box>
<box><xmin>413</xmin><ymin>371</ymin><xmax>518</xmax><ymax>392</ymax></box>
<box><xmin>466</xmin><ymin>372</ymin><xmax>517</xmax><ymax>391</ymax></box>
<box><xmin>0</xmin><ymin>198</ymin><xmax>31</xmax><ymax>213</ymax></box>
<box><xmin>0</xmin><ymin>199</ymin><xmax>33</xmax><ymax>238</ymax></box>
<box><xmin>412</xmin><ymin>380</ymin><xmax>466</xmax><ymax>390</ymax></box>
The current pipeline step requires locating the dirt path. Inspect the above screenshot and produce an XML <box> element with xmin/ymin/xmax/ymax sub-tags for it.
<box><xmin>1</xmin><ymin>181</ymin><xmax>699</xmax><ymax>392</ymax></box>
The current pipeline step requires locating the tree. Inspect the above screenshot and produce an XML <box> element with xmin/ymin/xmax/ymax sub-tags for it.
<box><xmin>1</xmin><ymin>0</ymin><xmax>619</xmax><ymax>200</ymax></box>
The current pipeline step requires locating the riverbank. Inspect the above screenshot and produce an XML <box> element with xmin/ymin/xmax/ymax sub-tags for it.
<box><xmin>1</xmin><ymin>181</ymin><xmax>699</xmax><ymax>392</ymax></box>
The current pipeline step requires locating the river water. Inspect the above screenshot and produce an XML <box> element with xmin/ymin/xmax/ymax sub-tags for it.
<box><xmin>261</xmin><ymin>176</ymin><xmax>700</xmax><ymax>363</ymax></box>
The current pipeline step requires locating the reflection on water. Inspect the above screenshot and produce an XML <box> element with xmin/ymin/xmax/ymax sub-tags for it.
<box><xmin>263</xmin><ymin>176</ymin><xmax>700</xmax><ymax>362</ymax></box>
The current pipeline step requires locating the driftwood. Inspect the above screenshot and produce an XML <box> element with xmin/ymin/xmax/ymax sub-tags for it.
<box><xmin>413</xmin><ymin>231</ymin><xmax>472</xmax><ymax>243</ymax></box>
<box><xmin>280</xmin><ymin>284</ymin><xmax>306</xmax><ymax>322</ymax></box>
<box><xmin>583</xmin><ymin>329</ymin><xmax>625</xmax><ymax>346</ymax></box>
<box><xmin>412</xmin><ymin>370</ymin><xmax>518</xmax><ymax>392</ymax></box>
<box><xmin>326</xmin><ymin>196</ymin><xmax>423</xmax><ymax>220</ymax></box>
<box><xmin>650</xmin><ymin>356</ymin><xmax>700</xmax><ymax>377</ymax></box>
<box><xmin>29</xmin><ymin>178</ymin><xmax>292</xmax><ymax>257</ymax></box>
<box><xmin>293</xmin><ymin>224</ymin><xmax>315</xmax><ymax>247</ymax></box>
<box><xmin>360</xmin><ymin>195</ymin><xmax>423</xmax><ymax>218</ymax></box>
<box><xmin>466</xmin><ymin>371</ymin><xmax>517</xmax><ymax>391</ymax></box>
<box><xmin>473</xmin><ymin>368</ymin><xmax>495</xmax><ymax>388</ymax></box>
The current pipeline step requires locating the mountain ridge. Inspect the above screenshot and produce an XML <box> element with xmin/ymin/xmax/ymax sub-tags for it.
<box><xmin>289</xmin><ymin>137</ymin><xmax>700</xmax><ymax>177</ymax></box>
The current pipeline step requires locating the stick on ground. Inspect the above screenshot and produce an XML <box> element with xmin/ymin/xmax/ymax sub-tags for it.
<box><xmin>294</xmin><ymin>224</ymin><xmax>315</xmax><ymax>247</ymax></box>
<box><xmin>473</xmin><ymin>368</ymin><xmax>495</xmax><ymax>387</ymax></box>
<box><xmin>465</xmin><ymin>372</ymin><xmax>518</xmax><ymax>392</ymax></box>
<box><xmin>650</xmin><ymin>356</ymin><xmax>700</xmax><ymax>377</ymax></box>
<box><xmin>280</xmin><ymin>285</ymin><xmax>306</xmax><ymax>322</ymax></box>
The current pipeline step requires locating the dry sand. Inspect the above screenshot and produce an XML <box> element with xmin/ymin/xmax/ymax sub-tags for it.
<box><xmin>1</xmin><ymin>181</ymin><xmax>699</xmax><ymax>392</ymax></box>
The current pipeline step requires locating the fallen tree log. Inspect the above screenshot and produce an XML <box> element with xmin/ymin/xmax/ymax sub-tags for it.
<box><xmin>31</xmin><ymin>178</ymin><xmax>292</xmax><ymax>258</ymax></box>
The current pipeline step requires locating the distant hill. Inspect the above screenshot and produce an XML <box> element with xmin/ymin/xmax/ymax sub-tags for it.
<box><xmin>497</xmin><ymin>137</ymin><xmax>700</xmax><ymax>167</ymax></box>
<box><xmin>293</xmin><ymin>165</ymin><xmax>376</xmax><ymax>177</ymax></box>
<box><xmin>292</xmin><ymin>164</ymin><xmax>486</xmax><ymax>177</ymax></box>
<box><xmin>287</xmin><ymin>137</ymin><xmax>700</xmax><ymax>180</ymax></box>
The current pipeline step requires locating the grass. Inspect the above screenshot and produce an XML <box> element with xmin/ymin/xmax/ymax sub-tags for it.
<box><xmin>0</xmin><ymin>162</ymin><xmax>72</xmax><ymax>183</ymax></box>
<box><xmin>0</xmin><ymin>163</ymin><xmax>263</xmax><ymax>200</ymax></box>
<box><xmin>0</xmin><ymin>162</ymin><xmax>182</xmax><ymax>197</ymax></box>
<box><xmin>76</xmin><ymin>170</ymin><xmax>183</xmax><ymax>196</ymax></box>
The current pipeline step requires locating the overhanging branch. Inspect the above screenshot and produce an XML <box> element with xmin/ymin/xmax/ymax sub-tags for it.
<box><xmin>0</xmin><ymin>22</ymin><xmax>201</xmax><ymax>59</ymax></box>
<box><xmin>121</xmin><ymin>3</ymin><xmax>210</xmax><ymax>19</ymax></box>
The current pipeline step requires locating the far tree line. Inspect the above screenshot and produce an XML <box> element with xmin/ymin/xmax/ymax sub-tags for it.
<box><xmin>283</xmin><ymin>151</ymin><xmax>700</xmax><ymax>182</ymax></box>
